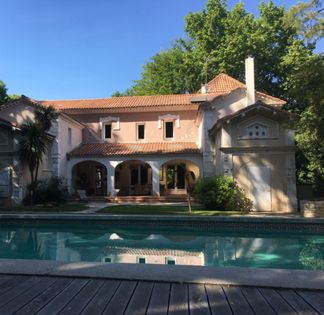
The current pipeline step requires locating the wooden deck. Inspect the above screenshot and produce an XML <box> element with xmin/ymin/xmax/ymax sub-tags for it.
<box><xmin>0</xmin><ymin>274</ymin><xmax>323</xmax><ymax>314</ymax></box>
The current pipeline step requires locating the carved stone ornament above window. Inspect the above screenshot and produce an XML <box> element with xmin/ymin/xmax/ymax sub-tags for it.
<box><xmin>158</xmin><ymin>114</ymin><xmax>180</xmax><ymax>129</ymax></box>
<box><xmin>100</xmin><ymin>116</ymin><xmax>120</xmax><ymax>130</ymax></box>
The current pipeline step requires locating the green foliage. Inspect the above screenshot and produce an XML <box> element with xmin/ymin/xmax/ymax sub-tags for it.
<box><xmin>284</xmin><ymin>0</ymin><xmax>324</xmax><ymax>42</ymax></box>
<box><xmin>19</xmin><ymin>104</ymin><xmax>58</xmax><ymax>202</ymax></box>
<box><xmin>32</xmin><ymin>176</ymin><xmax>68</xmax><ymax>204</ymax></box>
<box><xmin>0</xmin><ymin>81</ymin><xmax>20</xmax><ymax>105</ymax></box>
<box><xmin>195</xmin><ymin>176</ymin><xmax>252</xmax><ymax>212</ymax></box>
<box><xmin>285</xmin><ymin>53</ymin><xmax>324</xmax><ymax>194</ymax></box>
<box><xmin>111</xmin><ymin>88</ymin><xmax>135</xmax><ymax>97</ymax></box>
<box><xmin>299</xmin><ymin>240</ymin><xmax>324</xmax><ymax>270</ymax></box>
<box><xmin>20</xmin><ymin>120</ymin><xmax>52</xmax><ymax>184</ymax></box>
<box><xmin>119</xmin><ymin>0</ymin><xmax>315</xmax><ymax>98</ymax></box>
<box><xmin>0</xmin><ymin>80</ymin><xmax>8</xmax><ymax>104</ymax></box>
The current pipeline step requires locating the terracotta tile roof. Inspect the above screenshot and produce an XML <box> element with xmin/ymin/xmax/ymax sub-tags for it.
<box><xmin>200</xmin><ymin>73</ymin><xmax>245</xmax><ymax>94</ymax></box>
<box><xmin>2</xmin><ymin>73</ymin><xmax>284</xmax><ymax>113</ymax></box>
<box><xmin>69</xmin><ymin>142</ymin><xmax>200</xmax><ymax>157</ymax></box>
<box><xmin>200</xmin><ymin>73</ymin><xmax>285</xmax><ymax>105</ymax></box>
<box><xmin>255</xmin><ymin>91</ymin><xmax>286</xmax><ymax>106</ymax></box>
<box><xmin>39</xmin><ymin>94</ymin><xmax>205</xmax><ymax>111</ymax></box>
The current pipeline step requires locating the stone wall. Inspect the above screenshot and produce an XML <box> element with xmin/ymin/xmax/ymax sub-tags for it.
<box><xmin>301</xmin><ymin>200</ymin><xmax>324</xmax><ymax>218</ymax></box>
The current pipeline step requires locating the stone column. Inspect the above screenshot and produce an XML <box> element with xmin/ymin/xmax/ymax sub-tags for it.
<box><xmin>106</xmin><ymin>161</ymin><xmax>118</xmax><ymax>196</ymax></box>
<box><xmin>150</xmin><ymin>161</ymin><xmax>160</xmax><ymax>197</ymax></box>
<box><xmin>66</xmin><ymin>159</ymin><xmax>73</xmax><ymax>194</ymax></box>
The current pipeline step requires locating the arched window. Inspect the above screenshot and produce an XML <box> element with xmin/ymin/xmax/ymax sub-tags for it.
<box><xmin>246</xmin><ymin>123</ymin><xmax>268</xmax><ymax>138</ymax></box>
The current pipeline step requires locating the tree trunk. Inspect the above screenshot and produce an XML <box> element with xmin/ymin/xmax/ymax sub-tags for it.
<box><xmin>185</xmin><ymin>172</ymin><xmax>192</xmax><ymax>213</ymax></box>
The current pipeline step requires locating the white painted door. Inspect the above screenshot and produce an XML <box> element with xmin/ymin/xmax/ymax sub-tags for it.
<box><xmin>247</xmin><ymin>166</ymin><xmax>271</xmax><ymax>211</ymax></box>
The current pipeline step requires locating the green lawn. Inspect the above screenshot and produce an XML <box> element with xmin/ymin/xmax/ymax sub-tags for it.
<box><xmin>98</xmin><ymin>205</ymin><xmax>241</xmax><ymax>216</ymax></box>
<box><xmin>0</xmin><ymin>203</ymin><xmax>89</xmax><ymax>213</ymax></box>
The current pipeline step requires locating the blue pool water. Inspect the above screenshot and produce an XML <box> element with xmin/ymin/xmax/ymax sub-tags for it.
<box><xmin>0</xmin><ymin>222</ymin><xmax>323</xmax><ymax>270</ymax></box>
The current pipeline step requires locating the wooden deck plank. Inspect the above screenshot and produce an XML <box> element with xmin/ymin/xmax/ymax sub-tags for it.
<box><xmin>0</xmin><ymin>276</ymin><xmax>41</xmax><ymax>309</ymax></box>
<box><xmin>223</xmin><ymin>286</ymin><xmax>254</xmax><ymax>315</ymax></box>
<box><xmin>168</xmin><ymin>283</ymin><xmax>189</xmax><ymax>315</ymax></box>
<box><xmin>0</xmin><ymin>273</ymin><xmax>322</xmax><ymax>315</ymax></box>
<box><xmin>37</xmin><ymin>278</ymin><xmax>89</xmax><ymax>315</ymax></box>
<box><xmin>124</xmin><ymin>281</ymin><xmax>154</xmax><ymax>315</ymax></box>
<box><xmin>15</xmin><ymin>278</ymin><xmax>73</xmax><ymax>315</ymax></box>
<box><xmin>0</xmin><ymin>275</ymin><xmax>14</xmax><ymax>286</ymax></box>
<box><xmin>59</xmin><ymin>279</ymin><xmax>105</xmax><ymax>315</ymax></box>
<box><xmin>278</xmin><ymin>289</ymin><xmax>319</xmax><ymax>315</ymax></box>
<box><xmin>297</xmin><ymin>290</ymin><xmax>324</xmax><ymax>314</ymax></box>
<box><xmin>146</xmin><ymin>282</ymin><xmax>171</xmax><ymax>315</ymax></box>
<box><xmin>241</xmin><ymin>287</ymin><xmax>276</xmax><ymax>315</ymax></box>
<box><xmin>102</xmin><ymin>280</ymin><xmax>137</xmax><ymax>315</ymax></box>
<box><xmin>259</xmin><ymin>288</ymin><xmax>297</xmax><ymax>315</ymax></box>
<box><xmin>205</xmin><ymin>284</ymin><xmax>232</xmax><ymax>315</ymax></box>
<box><xmin>0</xmin><ymin>275</ymin><xmax>29</xmax><ymax>297</ymax></box>
<box><xmin>80</xmin><ymin>280</ymin><xmax>120</xmax><ymax>315</ymax></box>
<box><xmin>0</xmin><ymin>277</ymin><xmax>57</xmax><ymax>314</ymax></box>
<box><xmin>188</xmin><ymin>284</ymin><xmax>210</xmax><ymax>315</ymax></box>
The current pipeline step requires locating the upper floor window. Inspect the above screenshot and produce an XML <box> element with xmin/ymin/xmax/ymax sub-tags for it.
<box><xmin>100</xmin><ymin>116</ymin><xmax>119</xmax><ymax>141</ymax></box>
<box><xmin>158</xmin><ymin>114</ymin><xmax>180</xmax><ymax>140</ymax></box>
<box><xmin>164</xmin><ymin>121</ymin><xmax>174</xmax><ymax>139</ymax></box>
<box><xmin>68</xmin><ymin>128</ymin><xmax>72</xmax><ymax>146</ymax></box>
<box><xmin>247</xmin><ymin>123</ymin><xmax>268</xmax><ymax>139</ymax></box>
<box><xmin>137</xmin><ymin>124</ymin><xmax>145</xmax><ymax>140</ymax></box>
<box><xmin>104</xmin><ymin>124</ymin><xmax>112</xmax><ymax>139</ymax></box>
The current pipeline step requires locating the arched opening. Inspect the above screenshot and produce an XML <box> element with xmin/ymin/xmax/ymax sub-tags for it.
<box><xmin>115</xmin><ymin>160</ymin><xmax>152</xmax><ymax>196</ymax></box>
<box><xmin>159</xmin><ymin>159</ymin><xmax>200</xmax><ymax>195</ymax></box>
<box><xmin>72</xmin><ymin>161</ymin><xmax>107</xmax><ymax>196</ymax></box>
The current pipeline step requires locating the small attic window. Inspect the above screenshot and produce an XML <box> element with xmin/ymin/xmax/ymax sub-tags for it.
<box><xmin>246</xmin><ymin>123</ymin><xmax>268</xmax><ymax>139</ymax></box>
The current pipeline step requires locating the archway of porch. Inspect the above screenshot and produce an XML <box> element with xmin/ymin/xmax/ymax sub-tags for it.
<box><xmin>71</xmin><ymin>160</ymin><xmax>107</xmax><ymax>196</ymax></box>
<box><xmin>114</xmin><ymin>160</ymin><xmax>153</xmax><ymax>196</ymax></box>
<box><xmin>159</xmin><ymin>159</ymin><xmax>200</xmax><ymax>196</ymax></box>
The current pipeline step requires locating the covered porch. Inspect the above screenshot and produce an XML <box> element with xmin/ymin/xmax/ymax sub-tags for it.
<box><xmin>67</xmin><ymin>145</ymin><xmax>202</xmax><ymax>198</ymax></box>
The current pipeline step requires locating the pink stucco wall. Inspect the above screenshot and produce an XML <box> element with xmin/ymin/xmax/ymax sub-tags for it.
<box><xmin>70</xmin><ymin>110</ymin><xmax>199</xmax><ymax>143</ymax></box>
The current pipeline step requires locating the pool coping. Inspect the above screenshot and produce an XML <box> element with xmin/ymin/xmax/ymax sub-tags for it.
<box><xmin>0</xmin><ymin>259</ymin><xmax>323</xmax><ymax>290</ymax></box>
<box><xmin>0</xmin><ymin>212</ymin><xmax>324</xmax><ymax>223</ymax></box>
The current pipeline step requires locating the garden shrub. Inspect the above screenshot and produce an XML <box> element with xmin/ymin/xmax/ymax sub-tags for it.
<box><xmin>299</xmin><ymin>240</ymin><xmax>324</xmax><ymax>270</ymax></box>
<box><xmin>195</xmin><ymin>176</ymin><xmax>252</xmax><ymax>212</ymax></box>
<box><xmin>32</xmin><ymin>176</ymin><xmax>68</xmax><ymax>204</ymax></box>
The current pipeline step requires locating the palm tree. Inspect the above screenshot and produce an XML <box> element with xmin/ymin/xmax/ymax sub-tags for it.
<box><xmin>19</xmin><ymin>105</ymin><xmax>58</xmax><ymax>203</ymax></box>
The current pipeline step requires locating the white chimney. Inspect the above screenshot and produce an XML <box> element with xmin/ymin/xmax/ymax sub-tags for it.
<box><xmin>201</xmin><ymin>84</ymin><xmax>209</xmax><ymax>94</ymax></box>
<box><xmin>245</xmin><ymin>56</ymin><xmax>255</xmax><ymax>106</ymax></box>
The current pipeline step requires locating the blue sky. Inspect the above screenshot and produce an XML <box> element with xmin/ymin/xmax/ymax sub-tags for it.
<box><xmin>0</xmin><ymin>0</ymin><xmax>322</xmax><ymax>100</ymax></box>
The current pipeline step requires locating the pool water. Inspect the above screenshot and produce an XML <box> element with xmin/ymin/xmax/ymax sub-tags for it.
<box><xmin>0</xmin><ymin>222</ymin><xmax>323</xmax><ymax>270</ymax></box>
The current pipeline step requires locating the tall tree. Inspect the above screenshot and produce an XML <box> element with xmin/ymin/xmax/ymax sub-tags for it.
<box><xmin>0</xmin><ymin>81</ymin><xmax>8</xmax><ymax>105</ymax></box>
<box><xmin>289</xmin><ymin>54</ymin><xmax>324</xmax><ymax>194</ymax></box>
<box><xmin>117</xmin><ymin>0</ymin><xmax>314</xmax><ymax>98</ymax></box>
<box><xmin>19</xmin><ymin>105</ymin><xmax>58</xmax><ymax>203</ymax></box>
<box><xmin>285</xmin><ymin>0</ymin><xmax>324</xmax><ymax>42</ymax></box>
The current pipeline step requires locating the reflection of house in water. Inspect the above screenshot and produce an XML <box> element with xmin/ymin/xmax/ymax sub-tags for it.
<box><xmin>63</xmin><ymin>233</ymin><xmax>206</xmax><ymax>266</ymax></box>
<box><xmin>0</xmin><ymin>228</ymin><xmax>305</xmax><ymax>269</ymax></box>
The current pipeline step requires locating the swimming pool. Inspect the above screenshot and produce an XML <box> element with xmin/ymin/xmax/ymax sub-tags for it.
<box><xmin>0</xmin><ymin>219</ymin><xmax>323</xmax><ymax>270</ymax></box>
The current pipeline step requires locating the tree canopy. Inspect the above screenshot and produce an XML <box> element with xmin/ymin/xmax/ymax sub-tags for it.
<box><xmin>0</xmin><ymin>80</ymin><xmax>20</xmax><ymax>105</ymax></box>
<box><xmin>113</xmin><ymin>0</ymin><xmax>318</xmax><ymax>99</ymax></box>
